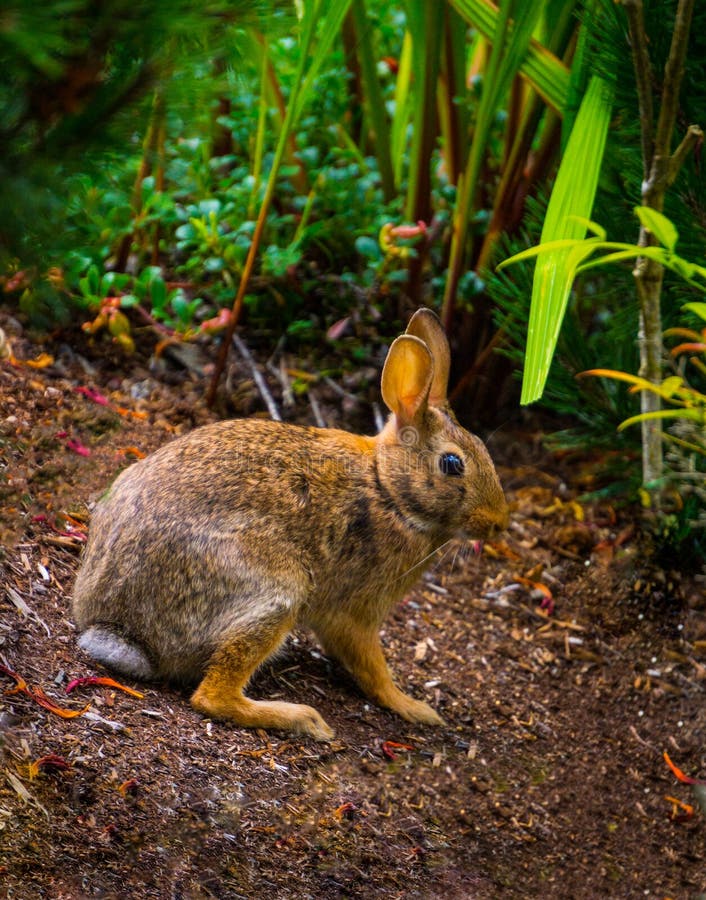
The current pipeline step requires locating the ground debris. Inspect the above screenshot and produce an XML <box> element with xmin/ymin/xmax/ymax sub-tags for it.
<box><xmin>0</xmin><ymin>314</ymin><xmax>704</xmax><ymax>899</ymax></box>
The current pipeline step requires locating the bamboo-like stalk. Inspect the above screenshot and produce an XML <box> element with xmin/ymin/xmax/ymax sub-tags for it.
<box><xmin>341</xmin><ymin>8</ymin><xmax>364</xmax><ymax>147</ymax></box>
<box><xmin>252</xmin><ymin>31</ymin><xmax>308</xmax><ymax>197</ymax></box>
<box><xmin>248</xmin><ymin>33</ymin><xmax>270</xmax><ymax>220</ymax></box>
<box><xmin>404</xmin><ymin>1</ymin><xmax>444</xmax><ymax>225</ymax></box>
<box><xmin>150</xmin><ymin>104</ymin><xmax>167</xmax><ymax>266</ymax></box>
<box><xmin>350</xmin><ymin>0</ymin><xmax>395</xmax><ymax>201</ymax></box>
<box><xmin>114</xmin><ymin>86</ymin><xmax>166</xmax><ymax>273</ymax></box>
<box><xmin>438</xmin><ymin>5</ymin><xmax>469</xmax><ymax>187</ymax></box>
<box><xmin>475</xmin><ymin>85</ymin><xmax>543</xmax><ymax>273</ymax></box>
<box><xmin>442</xmin><ymin>0</ymin><xmax>544</xmax><ymax>330</ymax></box>
<box><xmin>403</xmin><ymin>1</ymin><xmax>444</xmax><ymax>308</ymax></box>
<box><xmin>390</xmin><ymin>32</ymin><xmax>413</xmax><ymax>187</ymax></box>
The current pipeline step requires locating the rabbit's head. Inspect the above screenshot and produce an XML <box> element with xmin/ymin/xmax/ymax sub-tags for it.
<box><xmin>375</xmin><ymin>309</ymin><xmax>508</xmax><ymax>543</ymax></box>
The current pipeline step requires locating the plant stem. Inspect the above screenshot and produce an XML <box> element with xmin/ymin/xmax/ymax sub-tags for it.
<box><xmin>622</xmin><ymin>0</ymin><xmax>653</xmax><ymax>176</ymax></box>
<box><xmin>404</xmin><ymin>0</ymin><xmax>444</xmax><ymax>307</ymax></box>
<box><xmin>350</xmin><ymin>0</ymin><xmax>395</xmax><ymax>201</ymax></box>
<box><xmin>623</xmin><ymin>0</ymin><xmax>697</xmax><ymax>489</ymax></box>
<box><xmin>114</xmin><ymin>86</ymin><xmax>166</xmax><ymax>273</ymax></box>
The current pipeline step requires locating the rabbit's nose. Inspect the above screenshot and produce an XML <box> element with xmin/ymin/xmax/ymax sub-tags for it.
<box><xmin>483</xmin><ymin>501</ymin><xmax>510</xmax><ymax>539</ymax></box>
<box><xmin>496</xmin><ymin>501</ymin><xmax>510</xmax><ymax>533</ymax></box>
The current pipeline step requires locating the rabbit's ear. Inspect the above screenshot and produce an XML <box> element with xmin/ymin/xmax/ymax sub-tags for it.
<box><xmin>381</xmin><ymin>335</ymin><xmax>434</xmax><ymax>425</ymax></box>
<box><xmin>405</xmin><ymin>308</ymin><xmax>450</xmax><ymax>406</ymax></box>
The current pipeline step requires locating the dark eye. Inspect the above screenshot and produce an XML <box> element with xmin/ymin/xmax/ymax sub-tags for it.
<box><xmin>439</xmin><ymin>452</ymin><xmax>464</xmax><ymax>477</ymax></box>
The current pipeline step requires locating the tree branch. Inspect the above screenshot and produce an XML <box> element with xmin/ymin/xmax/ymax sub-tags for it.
<box><xmin>669</xmin><ymin>123</ymin><xmax>703</xmax><ymax>185</ymax></box>
<box><xmin>622</xmin><ymin>0</ymin><xmax>654</xmax><ymax>177</ymax></box>
<box><xmin>654</xmin><ymin>0</ymin><xmax>696</xmax><ymax>157</ymax></box>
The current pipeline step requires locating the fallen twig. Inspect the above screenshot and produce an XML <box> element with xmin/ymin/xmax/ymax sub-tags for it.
<box><xmin>232</xmin><ymin>333</ymin><xmax>282</xmax><ymax>422</ymax></box>
<box><xmin>83</xmin><ymin>710</ymin><xmax>129</xmax><ymax>733</ymax></box>
<box><xmin>6</xmin><ymin>771</ymin><xmax>49</xmax><ymax>819</ymax></box>
<box><xmin>309</xmin><ymin>390</ymin><xmax>326</xmax><ymax>428</ymax></box>
<box><xmin>6</xmin><ymin>587</ymin><xmax>51</xmax><ymax>637</ymax></box>
<box><xmin>266</xmin><ymin>358</ymin><xmax>295</xmax><ymax>410</ymax></box>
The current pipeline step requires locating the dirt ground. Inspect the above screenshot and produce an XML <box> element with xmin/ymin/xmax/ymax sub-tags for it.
<box><xmin>1</xmin><ymin>308</ymin><xmax>705</xmax><ymax>899</ymax></box>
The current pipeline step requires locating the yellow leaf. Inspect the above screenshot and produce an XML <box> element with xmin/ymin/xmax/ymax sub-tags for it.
<box><xmin>660</xmin><ymin>375</ymin><xmax>684</xmax><ymax>397</ymax></box>
<box><xmin>24</xmin><ymin>353</ymin><xmax>54</xmax><ymax>369</ymax></box>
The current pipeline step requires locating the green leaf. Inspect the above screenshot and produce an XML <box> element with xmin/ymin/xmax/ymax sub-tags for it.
<box><xmin>198</xmin><ymin>199</ymin><xmax>221</xmax><ymax>217</ymax></box>
<box><xmin>567</xmin><ymin>216</ymin><xmax>607</xmax><ymax>240</ymax></box>
<box><xmin>204</xmin><ymin>257</ymin><xmax>225</xmax><ymax>273</ymax></box>
<box><xmin>101</xmin><ymin>271</ymin><xmax>130</xmax><ymax>294</ymax></box>
<box><xmin>617</xmin><ymin>408</ymin><xmax>705</xmax><ymax>431</ymax></box>
<box><xmin>78</xmin><ymin>277</ymin><xmax>97</xmax><ymax>302</ymax></box>
<box><xmin>634</xmin><ymin>206</ymin><xmax>679</xmax><ymax>251</ymax></box>
<box><xmin>87</xmin><ymin>265</ymin><xmax>100</xmax><ymax>296</ymax></box>
<box><xmin>499</xmin><ymin>237</ymin><xmax>597</xmax><ymax>269</ymax></box>
<box><xmin>150</xmin><ymin>277</ymin><xmax>167</xmax><ymax>311</ymax></box>
<box><xmin>519</xmin><ymin>75</ymin><xmax>614</xmax><ymax>405</ymax></box>
<box><xmin>683</xmin><ymin>302</ymin><xmax>706</xmax><ymax>323</ymax></box>
<box><xmin>175</xmin><ymin>223</ymin><xmax>197</xmax><ymax>242</ymax></box>
<box><xmin>355</xmin><ymin>235</ymin><xmax>382</xmax><ymax>261</ymax></box>
<box><xmin>660</xmin><ymin>376</ymin><xmax>684</xmax><ymax>398</ymax></box>
<box><xmin>449</xmin><ymin>0</ymin><xmax>570</xmax><ymax>112</ymax></box>
<box><xmin>137</xmin><ymin>266</ymin><xmax>163</xmax><ymax>287</ymax></box>
<box><xmin>171</xmin><ymin>290</ymin><xmax>201</xmax><ymax>325</ymax></box>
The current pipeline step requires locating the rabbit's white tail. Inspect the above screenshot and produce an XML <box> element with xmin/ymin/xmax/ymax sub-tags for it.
<box><xmin>78</xmin><ymin>626</ymin><xmax>155</xmax><ymax>680</ymax></box>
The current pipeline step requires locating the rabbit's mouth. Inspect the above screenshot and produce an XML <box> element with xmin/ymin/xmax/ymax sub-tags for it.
<box><xmin>470</xmin><ymin>540</ymin><xmax>484</xmax><ymax>554</ymax></box>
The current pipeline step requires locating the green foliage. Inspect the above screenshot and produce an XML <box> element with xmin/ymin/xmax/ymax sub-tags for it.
<box><xmin>0</xmin><ymin>0</ymin><xmax>266</xmax><ymax>266</ymax></box>
<box><xmin>491</xmin><ymin>196</ymin><xmax>641</xmax><ymax>434</ymax></box>
<box><xmin>497</xmin><ymin>74</ymin><xmax>614</xmax><ymax>405</ymax></box>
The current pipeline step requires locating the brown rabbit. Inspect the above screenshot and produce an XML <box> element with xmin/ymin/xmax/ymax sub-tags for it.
<box><xmin>72</xmin><ymin>309</ymin><xmax>508</xmax><ymax>740</ymax></box>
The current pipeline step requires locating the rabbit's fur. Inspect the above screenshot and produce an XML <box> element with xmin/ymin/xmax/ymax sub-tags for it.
<box><xmin>72</xmin><ymin>309</ymin><xmax>508</xmax><ymax>740</ymax></box>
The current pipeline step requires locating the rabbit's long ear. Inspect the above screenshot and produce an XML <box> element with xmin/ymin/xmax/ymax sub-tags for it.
<box><xmin>381</xmin><ymin>335</ymin><xmax>434</xmax><ymax>426</ymax></box>
<box><xmin>405</xmin><ymin>308</ymin><xmax>450</xmax><ymax>406</ymax></box>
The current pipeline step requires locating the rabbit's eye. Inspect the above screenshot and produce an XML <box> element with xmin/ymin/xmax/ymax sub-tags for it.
<box><xmin>439</xmin><ymin>452</ymin><xmax>464</xmax><ymax>477</ymax></box>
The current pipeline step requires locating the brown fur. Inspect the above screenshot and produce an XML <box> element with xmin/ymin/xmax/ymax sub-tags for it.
<box><xmin>72</xmin><ymin>309</ymin><xmax>509</xmax><ymax>740</ymax></box>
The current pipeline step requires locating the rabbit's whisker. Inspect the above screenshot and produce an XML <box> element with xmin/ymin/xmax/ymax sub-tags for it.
<box><xmin>449</xmin><ymin>542</ymin><xmax>461</xmax><ymax>573</ymax></box>
<box><xmin>392</xmin><ymin>539</ymin><xmax>454</xmax><ymax>585</ymax></box>
<box><xmin>435</xmin><ymin>541</ymin><xmax>454</xmax><ymax>571</ymax></box>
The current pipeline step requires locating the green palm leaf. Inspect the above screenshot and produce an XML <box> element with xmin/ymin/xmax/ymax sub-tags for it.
<box><xmin>449</xmin><ymin>0</ymin><xmax>570</xmax><ymax>111</ymax></box>
<box><xmin>517</xmin><ymin>75</ymin><xmax>614</xmax><ymax>404</ymax></box>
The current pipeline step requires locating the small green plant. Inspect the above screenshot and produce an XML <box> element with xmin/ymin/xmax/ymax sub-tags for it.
<box><xmin>582</xmin><ymin>300</ymin><xmax>706</xmax><ymax>447</ymax></box>
<box><xmin>582</xmin><ymin>300</ymin><xmax>706</xmax><ymax>562</ymax></box>
<box><xmin>502</xmin><ymin>207</ymin><xmax>706</xmax><ymax>560</ymax></box>
<box><xmin>69</xmin><ymin>261</ymin><xmax>209</xmax><ymax>352</ymax></box>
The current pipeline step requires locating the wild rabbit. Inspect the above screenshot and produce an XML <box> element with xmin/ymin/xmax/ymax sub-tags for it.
<box><xmin>72</xmin><ymin>308</ymin><xmax>508</xmax><ymax>740</ymax></box>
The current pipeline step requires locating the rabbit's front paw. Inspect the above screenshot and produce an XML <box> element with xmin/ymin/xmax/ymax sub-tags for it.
<box><xmin>395</xmin><ymin>695</ymin><xmax>445</xmax><ymax>726</ymax></box>
<box><xmin>291</xmin><ymin>704</ymin><xmax>335</xmax><ymax>742</ymax></box>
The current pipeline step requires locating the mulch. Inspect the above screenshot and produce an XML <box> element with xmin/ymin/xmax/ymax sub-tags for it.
<box><xmin>1</xmin><ymin>309</ymin><xmax>705</xmax><ymax>899</ymax></box>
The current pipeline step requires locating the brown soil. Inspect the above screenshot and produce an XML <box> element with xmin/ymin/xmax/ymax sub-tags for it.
<box><xmin>1</xmin><ymin>310</ymin><xmax>705</xmax><ymax>899</ymax></box>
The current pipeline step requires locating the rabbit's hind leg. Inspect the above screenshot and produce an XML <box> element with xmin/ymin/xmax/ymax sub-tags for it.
<box><xmin>315</xmin><ymin>616</ymin><xmax>445</xmax><ymax>726</ymax></box>
<box><xmin>190</xmin><ymin>616</ymin><xmax>334</xmax><ymax>742</ymax></box>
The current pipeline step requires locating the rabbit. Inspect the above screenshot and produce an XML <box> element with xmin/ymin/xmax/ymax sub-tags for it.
<box><xmin>72</xmin><ymin>308</ymin><xmax>509</xmax><ymax>740</ymax></box>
